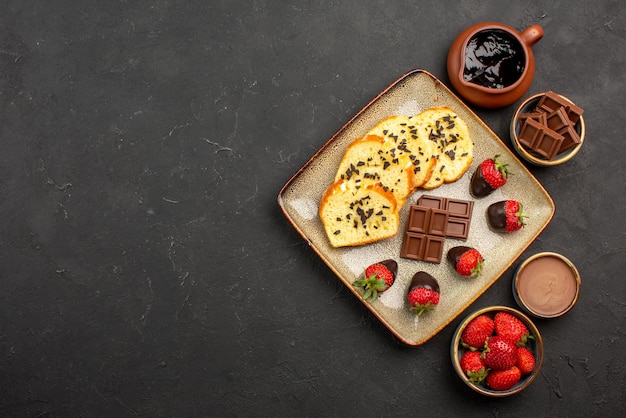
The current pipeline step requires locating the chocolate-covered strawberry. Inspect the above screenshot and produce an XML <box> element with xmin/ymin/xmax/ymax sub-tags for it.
<box><xmin>407</xmin><ymin>271</ymin><xmax>440</xmax><ymax>316</ymax></box>
<box><xmin>487</xmin><ymin>200</ymin><xmax>527</xmax><ymax>233</ymax></box>
<box><xmin>470</xmin><ymin>154</ymin><xmax>512</xmax><ymax>198</ymax></box>
<box><xmin>448</xmin><ymin>246</ymin><xmax>484</xmax><ymax>278</ymax></box>
<box><xmin>353</xmin><ymin>259</ymin><xmax>397</xmax><ymax>301</ymax></box>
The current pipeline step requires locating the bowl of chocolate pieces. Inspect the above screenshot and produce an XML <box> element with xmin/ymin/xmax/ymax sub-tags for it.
<box><xmin>510</xmin><ymin>91</ymin><xmax>585</xmax><ymax>166</ymax></box>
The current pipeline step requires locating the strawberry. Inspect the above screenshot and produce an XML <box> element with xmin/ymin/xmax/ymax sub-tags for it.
<box><xmin>486</xmin><ymin>366</ymin><xmax>522</xmax><ymax>391</ymax></box>
<box><xmin>460</xmin><ymin>351</ymin><xmax>488</xmax><ymax>384</ymax></box>
<box><xmin>461</xmin><ymin>314</ymin><xmax>495</xmax><ymax>350</ymax></box>
<box><xmin>516</xmin><ymin>346</ymin><xmax>536</xmax><ymax>375</ymax></box>
<box><xmin>487</xmin><ymin>200</ymin><xmax>527</xmax><ymax>233</ymax></box>
<box><xmin>407</xmin><ymin>271</ymin><xmax>440</xmax><ymax>316</ymax></box>
<box><xmin>353</xmin><ymin>259</ymin><xmax>397</xmax><ymax>302</ymax></box>
<box><xmin>494</xmin><ymin>311</ymin><xmax>532</xmax><ymax>346</ymax></box>
<box><xmin>447</xmin><ymin>246</ymin><xmax>484</xmax><ymax>278</ymax></box>
<box><xmin>482</xmin><ymin>336</ymin><xmax>518</xmax><ymax>370</ymax></box>
<box><xmin>470</xmin><ymin>154</ymin><xmax>512</xmax><ymax>198</ymax></box>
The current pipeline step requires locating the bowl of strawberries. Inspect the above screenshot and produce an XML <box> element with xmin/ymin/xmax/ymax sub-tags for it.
<box><xmin>450</xmin><ymin>306</ymin><xmax>543</xmax><ymax>396</ymax></box>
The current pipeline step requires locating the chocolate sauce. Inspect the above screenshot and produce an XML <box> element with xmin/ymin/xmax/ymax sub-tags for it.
<box><xmin>447</xmin><ymin>246</ymin><xmax>473</xmax><ymax>266</ymax></box>
<box><xmin>487</xmin><ymin>201</ymin><xmax>507</xmax><ymax>231</ymax></box>
<box><xmin>408</xmin><ymin>271</ymin><xmax>439</xmax><ymax>293</ymax></box>
<box><xmin>470</xmin><ymin>168</ymin><xmax>494</xmax><ymax>198</ymax></box>
<box><xmin>464</xmin><ymin>29</ymin><xmax>525</xmax><ymax>89</ymax></box>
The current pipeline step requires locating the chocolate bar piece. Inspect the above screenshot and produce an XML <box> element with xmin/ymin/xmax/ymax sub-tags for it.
<box><xmin>400</xmin><ymin>195</ymin><xmax>474</xmax><ymax>263</ymax></box>
<box><xmin>518</xmin><ymin>118</ymin><xmax>544</xmax><ymax>149</ymax></box>
<box><xmin>519</xmin><ymin>118</ymin><xmax>565</xmax><ymax>160</ymax></box>
<box><xmin>538</xmin><ymin>91</ymin><xmax>584</xmax><ymax>124</ymax></box>
<box><xmin>417</xmin><ymin>195</ymin><xmax>474</xmax><ymax>241</ymax></box>
<box><xmin>428</xmin><ymin>209</ymin><xmax>449</xmax><ymax>237</ymax></box>
<box><xmin>519</xmin><ymin>91</ymin><xmax>584</xmax><ymax>159</ymax></box>
<box><xmin>446</xmin><ymin>218</ymin><xmax>470</xmax><ymax>240</ymax></box>
<box><xmin>400</xmin><ymin>232</ymin><xmax>445</xmax><ymax>263</ymax></box>
<box><xmin>557</xmin><ymin>124</ymin><xmax>581</xmax><ymax>153</ymax></box>
<box><xmin>417</xmin><ymin>195</ymin><xmax>446</xmax><ymax>209</ymax></box>
<box><xmin>533</xmin><ymin>127</ymin><xmax>564</xmax><ymax>160</ymax></box>
<box><xmin>401</xmin><ymin>232</ymin><xmax>427</xmax><ymax>261</ymax></box>
<box><xmin>445</xmin><ymin>198</ymin><xmax>474</xmax><ymax>219</ymax></box>
<box><xmin>407</xmin><ymin>206</ymin><xmax>431</xmax><ymax>234</ymax></box>
<box><xmin>546</xmin><ymin>107</ymin><xmax>571</xmax><ymax>132</ymax></box>
<box><xmin>518</xmin><ymin>111</ymin><xmax>547</xmax><ymax>126</ymax></box>
<box><xmin>422</xmin><ymin>236</ymin><xmax>445</xmax><ymax>263</ymax></box>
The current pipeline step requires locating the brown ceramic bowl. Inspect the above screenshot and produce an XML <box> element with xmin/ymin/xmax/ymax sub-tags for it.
<box><xmin>447</xmin><ymin>22</ymin><xmax>543</xmax><ymax>108</ymax></box>
<box><xmin>510</xmin><ymin>92</ymin><xmax>585</xmax><ymax>166</ymax></box>
<box><xmin>450</xmin><ymin>306</ymin><xmax>544</xmax><ymax>397</ymax></box>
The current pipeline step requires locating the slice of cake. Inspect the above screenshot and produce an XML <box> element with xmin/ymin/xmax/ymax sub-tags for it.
<box><xmin>319</xmin><ymin>179</ymin><xmax>399</xmax><ymax>248</ymax></box>
<box><xmin>335</xmin><ymin>134</ymin><xmax>413</xmax><ymax>208</ymax></box>
<box><xmin>366</xmin><ymin>115</ymin><xmax>437</xmax><ymax>190</ymax></box>
<box><xmin>412</xmin><ymin>107</ymin><xmax>473</xmax><ymax>190</ymax></box>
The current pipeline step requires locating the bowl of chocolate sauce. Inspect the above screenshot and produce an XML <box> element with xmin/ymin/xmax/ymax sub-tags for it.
<box><xmin>513</xmin><ymin>252</ymin><xmax>581</xmax><ymax>318</ymax></box>
<box><xmin>447</xmin><ymin>22</ymin><xmax>543</xmax><ymax>108</ymax></box>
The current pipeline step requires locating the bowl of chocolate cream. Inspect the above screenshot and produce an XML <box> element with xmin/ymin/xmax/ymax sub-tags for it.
<box><xmin>513</xmin><ymin>252</ymin><xmax>581</xmax><ymax>318</ymax></box>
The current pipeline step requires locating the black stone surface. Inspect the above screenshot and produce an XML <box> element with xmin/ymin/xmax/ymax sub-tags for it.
<box><xmin>1</xmin><ymin>1</ymin><xmax>624</xmax><ymax>416</ymax></box>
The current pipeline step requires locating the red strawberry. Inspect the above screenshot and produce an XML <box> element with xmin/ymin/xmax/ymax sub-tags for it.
<box><xmin>486</xmin><ymin>366</ymin><xmax>522</xmax><ymax>391</ymax></box>
<box><xmin>407</xmin><ymin>271</ymin><xmax>440</xmax><ymax>316</ymax></box>
<box><xmin>471</xmin><ymin>154</ymin><xmax>512</xmax><ymax>197</ymax></box>
<box><xmin>494</xmin><ymin>311</ymin><xmax>531</xmax><ymax>346</ymax></box>
<box><xmin>461</xmin><ymin>314</ymin><xmax>495</xmax><ymax>350</ymax></box>
<box><xmin>460</xmin><ymin>351</ymin><xmax>488</xmax><ymax>383</ymax></box>
<box><xmin>447</xmin><ymin>246</ymin><xmax>484</xmax><ymax>278</ymax></box>
<box><xmin>516</xmin><ymin>347</ymin><xmax>536</xmax><ymax>375</ymax></box>
<box><xmin>487</xmin><ymin>200</ymin><xmax>527</xmax><ymax>233</ymax></box>
<box><xmin>482</xmin><ymin>336</ymin><xmax>518</xmax><ymax>370</ymax></box>
<box><xmin>353</xmin><ymin>259</ymin><xmax>397</xmax><ymax>301</ymax></box>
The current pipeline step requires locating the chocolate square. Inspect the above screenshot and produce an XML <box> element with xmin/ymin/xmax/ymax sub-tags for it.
<box><xmin>546</xmin><ymin>107</ymin><xmax>570</xmax><ymax>132</ymax></box>
<box><xmin>519</xmin><ymin>111</ymin><xmax>547</xmax><ymax>126</ymax></box>
<box><xmin>427</xmin><ymin>208</ymin><xmax>449</xmax><ymax>237</ymax></box>
<box><xmin>538</xmin><ymin>91</ymin><xmax>584</xmax><ymax>124</ymax></box>
<box><xmin>407</xmin><ymin>206</ymin><xmax>430</xmax><ymax>234</ymax></box>
<box><xmin>445</xmin><ymin>199</ymin><xmax>473</xmax><ymax>219</ymax></box>
<box><xmin>422</xmin><ymin>236</ymin><xmax>445</xmax><ymax>263</ymax></box>
<box><xmin>534</xmin><ymin>129</ymin><xmax>564</xmax><ymax>160</ymax></box>
<box><xmin>417</xmin><ymin>195</ymin><xmax>446</xmax><ymax>209</ymax></box>
<box><xmin>518</xmin><ymin>118</ymin><xmax>544</xmax><ymax>149</ymax></box>
<box><xmin>557</xmin><ymin>124</ymin><xmax>581</xmax><ymax>153</ymax></box>
<box><xmin>446</xmin><ymin>218</ymin><xmax>470</xmax><ymax>240</ymax></box>
<box><xmin>537</xmin><ymin>91</ymin><xmax>570</xmax><ymax>113</ymax></box>
<box><xmin>400</xmin><ymin>232</ymin><xmax>426</xmax><ymax>260</ymax></box>
<box><xmin>565</xmin><ymin>106</ymin><xmax>584</xmax><ymax>125</ymax></box>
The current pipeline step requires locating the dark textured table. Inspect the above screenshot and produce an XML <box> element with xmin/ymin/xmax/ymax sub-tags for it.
<box><xmin>2</xmin><ymin>1</ymin><xmax>624</xmax><ymax>416</ymax></box>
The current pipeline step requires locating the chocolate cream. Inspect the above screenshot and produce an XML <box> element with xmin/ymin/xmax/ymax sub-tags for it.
<box><xmin>517</xmin><ymin>255</ymin><xmax>579</xmax><ymax>317</ymax></box>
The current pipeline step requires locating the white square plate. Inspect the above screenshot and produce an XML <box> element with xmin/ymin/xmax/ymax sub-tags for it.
<box><xmin>278</xmin><ymin>69</ymin><xmax>555</xmax><ymax>346</ymax></box>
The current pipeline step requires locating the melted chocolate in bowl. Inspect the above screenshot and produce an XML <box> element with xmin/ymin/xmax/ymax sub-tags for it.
<box><xmin>515</xmin><ymin>254</ymin><xmax>580</xmax><ymax>317</ymax></box>
<box><xmin>464</xmin><ymin>29</ymin><xmax>525</xmax><ymax>89</ymax></box>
